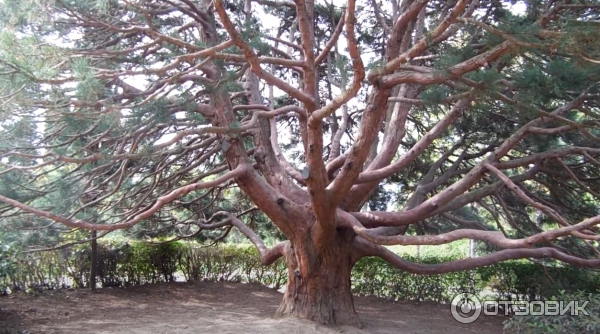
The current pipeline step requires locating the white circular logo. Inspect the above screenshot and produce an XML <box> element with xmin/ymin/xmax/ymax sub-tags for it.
<box><xmin>451</xmin><ymin>293</ymin><xmax>481</xmax><ymax>324</ymax></box>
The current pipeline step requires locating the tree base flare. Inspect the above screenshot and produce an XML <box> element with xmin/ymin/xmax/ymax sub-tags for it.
<box><xmin>275</xmin><ymin>287</ymin><xmax>362</xmax><ymax>327</ymax></box>
<box><xmin>274</xmin><ymin>236</ymin><xmax>362</xmax><ymax>327</ymax></box>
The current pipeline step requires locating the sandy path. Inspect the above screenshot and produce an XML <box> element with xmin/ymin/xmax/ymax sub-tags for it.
<box><xmin>0</xmin><ymin>282</ymin><xmax>504</xmax><ymax>334</ymax></box>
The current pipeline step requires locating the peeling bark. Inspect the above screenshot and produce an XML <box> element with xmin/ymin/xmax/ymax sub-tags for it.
<box><xmin>276</xmin><ymin>230</ymin><xmax>360</xmax><ymax>326</ymax></box>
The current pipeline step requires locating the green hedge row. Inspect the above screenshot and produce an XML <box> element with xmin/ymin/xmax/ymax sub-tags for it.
<box><xmin>0</xmin><ymin>242</ymin><xmax>287</xmax><ymax>292</ymax></box>
<box><xmin>352</xmin><ymin>256</ymin><xmax>600</xmax><ymax>303</ymax></box>
<box><xmin>503</xmin><ymin>290</ymin><xmax>600</xmax><ymax>334</ymax></box>
<box><xmin>352</xmin><ymin>256</ymin><xmax>480</xmax><ymax>302</ymax></box>
<box><xmin>1</xmin><ymin>241</ymin><xmax>599</xmax><ymax>304</ymax></box>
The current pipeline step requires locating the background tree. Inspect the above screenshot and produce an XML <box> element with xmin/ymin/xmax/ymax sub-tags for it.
<box><xmin>1</xmin><ymin>0</ymin><xmax>600</xmax><ymax>326</ymax></box>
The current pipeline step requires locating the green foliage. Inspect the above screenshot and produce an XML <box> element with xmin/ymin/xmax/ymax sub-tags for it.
<box><xmin>3</xmin><ymin>241</ymin><xmax>598</xmax><ymax>309</ymax></box>
<box><xmin>480</xmin><ymin>261</ymin><xmax>600</xmax><ymax>302</ymax></box>
<box><xmin>545</xmin><ymin>59</ymin><xmax>599</xmax><ymax>94</ymax></box>
<box><xmin>0</xmin><ymin>0</ymin><xmax>55</xmax><ymax>27</ymax></box>
<box><xmin>419</xmin><ymin>85</ymin><xmax>452</xmax><ymax>105</ymax></box>
<box><xmin>352</xmin><ymin>255</ymin><xmax>481</xmax><ymax>302</ymax></box>
<box><xmin>0</xmin><ymin>239</ymin><xmax>18</xmax><ymax>283</ymax></box>
<box><xmin>433</xmin><ymin>45</ymin><xmax>477</xmax><ymax>72</ymax></box>
<box><xmin>468</xmin><ymin>69</ymin><xmax>503</xmax><ymax>91</ymax></box>
<box><xmin>0</xmin><ymin>242</ymin><xmax>288</xmax><ymax>292</ymax></box>
<box><xmin>179</xmin><ymin>245</ymin><xmax>286</xmax><ymax>287</ymax></box>
<box><xmin>503</xmin><ymin>290</ymin><xmax>600</xmax><ymax>334</ymax></box>
<box><xmin>352</xmin><ymin>252</ymin><xmax>600</xmax><ymax>304</ymax></box>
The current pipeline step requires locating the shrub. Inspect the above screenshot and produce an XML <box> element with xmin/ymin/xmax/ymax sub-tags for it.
<box><xmin>0</xmin><ymin>241</ymin><xmax>17</xmax><ymax>294</ymax></box>
<box><xmin>351</xmin><ymin>255</ymin><xmax>482</xmax><ymax>303</ymax></box>
<box><xmin>503</xmin><ymin>290</ymin><xmax>600</xmax><ymax>334</ymax></box>
<box><xmin>0</xmin><ymin>241</ymin><xmax>598</xmax><ymax>306</ymax></box>
<box><xmin>480</xmin><ymin>261</ymin><xmax>600</xmax><ymax>302</ymax></box>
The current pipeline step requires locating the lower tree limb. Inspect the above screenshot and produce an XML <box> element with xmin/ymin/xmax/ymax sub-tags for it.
<box><xmin>202</xmin><ymin>212</ymin><xmax>362</xmax><ymax>325</ymax></box>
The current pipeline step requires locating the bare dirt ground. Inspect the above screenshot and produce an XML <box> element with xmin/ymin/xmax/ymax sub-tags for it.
<box><xmin>0</xmin><ymin>282</ymin><xmax>505</xmax><ymax>334</ymax></box>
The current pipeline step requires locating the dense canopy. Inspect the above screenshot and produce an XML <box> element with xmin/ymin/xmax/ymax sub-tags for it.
<box><xmin>1</xmin><ymin>0</ymin><xmax>600</xmax><ymax>325</ymax></box>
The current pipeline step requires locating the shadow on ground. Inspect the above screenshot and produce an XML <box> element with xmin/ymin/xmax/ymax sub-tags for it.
<box><xmin>0</xmin><ymin>282</ymin><xmax>505</xmax><ymax>334</ymax></box>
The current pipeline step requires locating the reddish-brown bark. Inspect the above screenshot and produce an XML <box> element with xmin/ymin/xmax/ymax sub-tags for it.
<box><xmin>3</xmin><ymin>0</ymin><xmax>600</xmax><ymax>328</ymax></box>
<box><xmin>276</xmin><ymin>229</ymin><xmax>360</xmax><ymax>326</ymax></box>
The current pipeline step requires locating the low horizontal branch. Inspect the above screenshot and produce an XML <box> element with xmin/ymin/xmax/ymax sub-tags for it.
<box><xmin>354</xmin><ymin>237</ymin><xmax>600</xmax><ymax>275</ymax></box>
<box><xmin>0</xmin><ymin>166</ymin><xmax>247</xmax><ymax>231</ymax></box>
<box><xmin>199</xmin><ymin>211</ymin><xmax>289</xmax><ymax>265</ymax></box>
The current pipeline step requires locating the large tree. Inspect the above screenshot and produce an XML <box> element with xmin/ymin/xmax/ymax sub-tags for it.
<box><xmin>1</xmin><ymin>0</ymin><xmax>600</xmax><ymax>326</ymax></box>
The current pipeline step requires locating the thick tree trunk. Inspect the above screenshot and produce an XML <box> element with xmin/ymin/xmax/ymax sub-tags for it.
<box><xmin>275</xmin><ymin>231</ymin><xmax>360</xmax><ymax>326</ymax></box>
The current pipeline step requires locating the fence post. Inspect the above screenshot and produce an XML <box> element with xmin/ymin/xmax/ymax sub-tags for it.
<box><xmin>90</xmin><ymin>230</ymin><xmax>97</xmax><ymax>290</ymax></box>
<box><xmin>468</xmin><ymin>239</ymin><xmax>475</xmax><ymax>258</ymax></box>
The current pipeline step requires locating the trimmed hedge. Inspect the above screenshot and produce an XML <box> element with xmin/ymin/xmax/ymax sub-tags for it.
<box><xmin>352</xmin><ymin>256</ymin><xmax>481</xmax><ymax>302</ymax></box>
<box><xmin>479</xmin><ymin>261</ymin><xmax>600</xmax><ymax>302</ymax></box>
<box><xmin>503</xmin><ymin>290</ymin><xmax>600</xmax><ymax>334</ymax></box>
<box><xmin>353</xmin><ymin>256</ymin><xmax>600</xmax><ymax>303</ymax></box>
<box><xmin>1</xmin><ymin>241</ymin><xmax>598</xmax><ymax>305</ymax></box>
<box><xmin>0</xmin><ymin>242</ymin><xmax>288</xmax><ymax>293</ymax></box>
